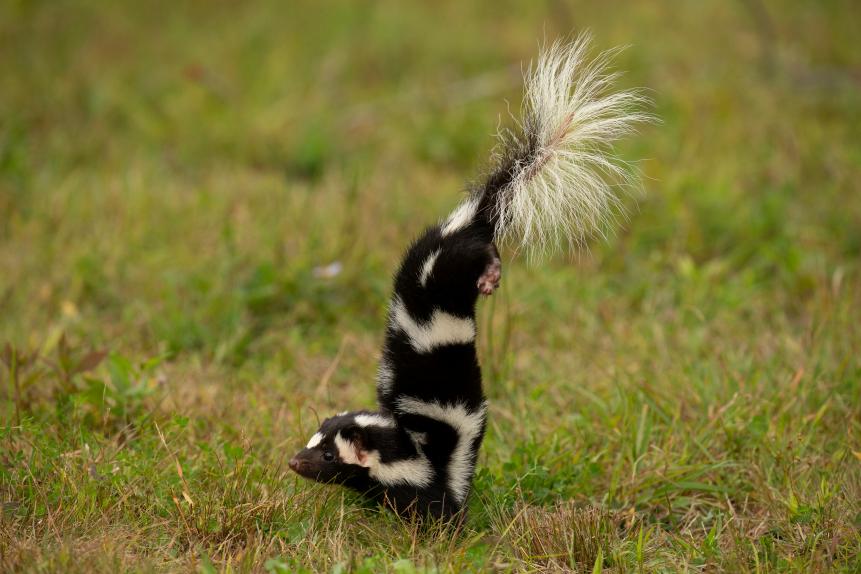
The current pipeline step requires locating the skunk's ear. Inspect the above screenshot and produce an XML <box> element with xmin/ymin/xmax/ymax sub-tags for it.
<box><xmin>335</xmin><ymin>425</ymin><xmax>373</xmax><ymax>467</ymax></box>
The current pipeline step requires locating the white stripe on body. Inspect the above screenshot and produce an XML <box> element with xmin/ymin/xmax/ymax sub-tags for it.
<box><xmin>390</xmin><ymin>297</ymin><xmax>475</xmax><ymax>353</ymax></box>
<box><xmin>419</xmin><ymin>248</ymin><xmax>441</xmax><ymax>287</ymax></box>
<box><xmin>376</xmin><ymin>357</ymin><xmax>395</xmax><ymax>396</ymax></box>
<box><xmin>354</xmin><ymin>413</ymin><xmax>395</xmax><ymax>428</ymax></box>
<box><xmin>442</xmin><ymin>197</ymin><xmax>479</xmax><ymax>236</ymax></box>
<box><xmin>395</xmin><ymin>396</ymin><xmax>487</xmax><ymax>504</ymax></box>
<box><xmin>334</xmin><ymin>432</ymin><xmax>433</xmax><ymax>488</ymax></box>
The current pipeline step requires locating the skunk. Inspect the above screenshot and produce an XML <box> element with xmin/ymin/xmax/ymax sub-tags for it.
<box><xmin>289</xmin><ymin>36</ymin><xmax>650</xmax><ymax>519</ymax></box>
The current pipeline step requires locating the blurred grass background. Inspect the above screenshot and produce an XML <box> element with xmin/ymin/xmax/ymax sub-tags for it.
<box><xmin>1</xmin><ymin>0</ymin><xmax>860</xmax><ymax>572</ymax></box>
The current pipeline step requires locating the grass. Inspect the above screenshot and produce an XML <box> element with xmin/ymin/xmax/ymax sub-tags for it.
<box><xmin>1</xmin><ymin>0</ymin><xmax>860</xmax><ymax>571</ymax></box>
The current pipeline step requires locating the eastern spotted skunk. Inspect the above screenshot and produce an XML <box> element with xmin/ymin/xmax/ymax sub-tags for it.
<box><xmin>289</xmin><ymin>36</ymin><xmax>650</xmax><ymax>519</ymax></box>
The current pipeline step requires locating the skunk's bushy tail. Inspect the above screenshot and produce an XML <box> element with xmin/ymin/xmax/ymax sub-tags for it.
<box><xmin>444</xmin><ymin>34</ymin><xmax>652</xmax><ymax>259</ymax></box>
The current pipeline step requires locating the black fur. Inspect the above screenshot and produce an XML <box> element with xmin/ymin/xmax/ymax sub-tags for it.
<box><xmin>290</xmin><ymin>120</ymin><xmax>538</xmax><ymax>520</ymax></box>
<box><xmin>289</xmin><ymin>411</ymin><xmax>461</xmax><ymax>518</ymax></box>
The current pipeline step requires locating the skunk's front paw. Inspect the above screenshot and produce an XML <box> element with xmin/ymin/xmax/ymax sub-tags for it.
<box><xmin>477</xmin><ymin>256</ymin><xmax>502</xmax><ymax>295</ymax></box>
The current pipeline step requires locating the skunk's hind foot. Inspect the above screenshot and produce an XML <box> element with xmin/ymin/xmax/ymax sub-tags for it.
<box><xmin>477</xmin><ymin>255</ymin><xmax>501</xmax><ymax>295</ymax></box>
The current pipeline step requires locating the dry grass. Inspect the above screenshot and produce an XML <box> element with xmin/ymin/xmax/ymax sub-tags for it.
<box><xmin>507</xmin><ymin>503</ymin><xmax>620</xmax><ymax>572</ymax></box>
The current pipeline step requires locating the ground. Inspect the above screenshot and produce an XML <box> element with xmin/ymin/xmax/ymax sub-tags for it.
<box><xmin>1</xmin><ymin>0</ymin><xmax>860</xmax><ymax>572</ymax></box>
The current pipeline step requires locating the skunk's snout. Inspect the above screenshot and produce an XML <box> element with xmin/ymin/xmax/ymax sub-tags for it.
<box><xmin>288</xmin><ymin>456</ymin><xmax>304</xmax><ymax>473</ymax></box>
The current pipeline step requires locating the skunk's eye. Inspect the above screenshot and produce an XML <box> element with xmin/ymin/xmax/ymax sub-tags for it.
<box><xmin>322</xmin><ymin>451</ymin><xmax>335</xmax><ymax>462</ymax></box>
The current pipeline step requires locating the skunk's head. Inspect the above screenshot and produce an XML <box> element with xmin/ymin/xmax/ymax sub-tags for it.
<box><xmin>289</xmin><ymin>411</ymin><xmax>389</xmax><ymax>484</ymax></box>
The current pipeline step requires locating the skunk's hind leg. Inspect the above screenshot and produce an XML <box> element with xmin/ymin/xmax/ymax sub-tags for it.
<box><xmin>477</xmin><ymin>244</ymin><xmax>501</xmax><ymax>296</ymax></box>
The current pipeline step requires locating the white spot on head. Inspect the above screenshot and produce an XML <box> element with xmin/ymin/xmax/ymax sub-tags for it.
<box><xmin>419</xmin><ymin>248</ymin><xmax>441</xmax><ymax>287</ymax></box>
<box><xmin>306</xmin><ymin>432</ymin><xmax>324</xmax><ymax>449</ymax></box>
<box><xmin>442</xmin><ymin>197</ymin><xmax>480</xmax><ymax>236</ymax></box>
<box><xmin>354</xmin><ymin>413</ymin><xmax>395</xmax><ymax>428</ymax></box>
<box><xmin>390</xmin><ymin>298</ymin><xmax>475</xmax><ymax>353</ymax></box>
<box><xmin>396</xmin><ymin>397</ymin><xmax>487</xmax><ymax>503</ymax></box>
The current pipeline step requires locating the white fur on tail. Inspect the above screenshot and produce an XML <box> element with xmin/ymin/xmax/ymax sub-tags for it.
<box><xmin>488</xmin><ymin>35</ymin><xmax>651</xmax><ymax>259</ymax></box>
